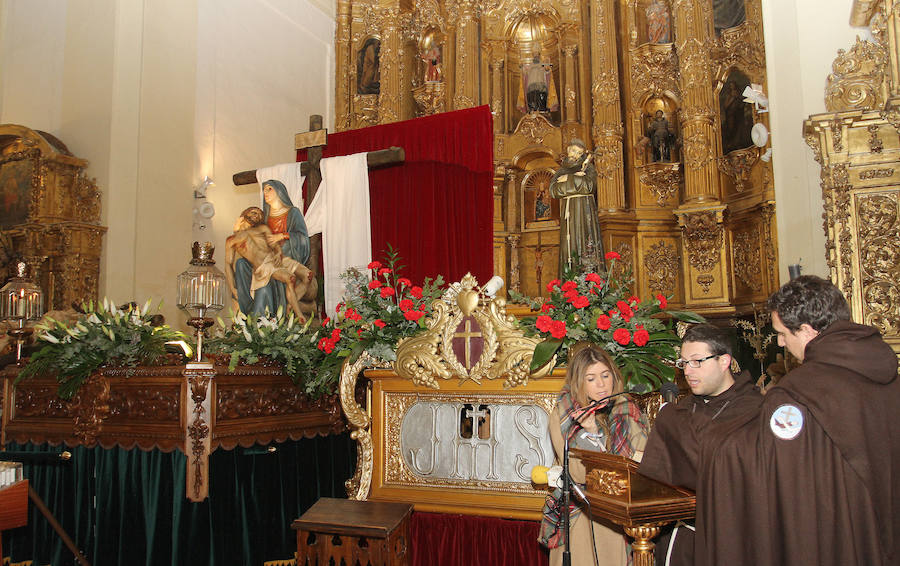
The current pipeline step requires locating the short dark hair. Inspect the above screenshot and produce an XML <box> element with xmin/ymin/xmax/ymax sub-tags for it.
<box><xmin>681</xmin><ymin>323</ymin><xmax>733</xmax><ymax>357</ymax></box>
<box><xmin>766</xmin><ymin>275</ymin><xmax>850</xmax><ymax>332</ymax></box>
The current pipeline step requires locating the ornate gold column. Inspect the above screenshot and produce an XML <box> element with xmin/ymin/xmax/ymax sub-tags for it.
<box><xmin>673</xmin><ymin>0</ymin><xmax>719</xmax><ymax>203</ymax></box>
<box><xmin>563</xmin><ymin>44</ymin><xmax>578</xmax><ymax>122</ymax></box>
<box><xmin>489</xmin><ymin>48</ymin><xmax>506</xmax><ymax>133</ymax></box>
<box><xmin>335</xmin><ymin>0</ymin><xmax>352</xmax><ymax>131</ymax></box>
<box><xmin>590</xmin><ymin>0</ymin><xmax>626</xmax><ymax>212</ymax></box>
<box><xmin>377</xmin><ymin>6</ymin><xmax>402</xmax><ymax>124</ymax></box>
<box><xmin>452</xmin><ymin>0</ymin><xmax>479</xmax><ymax>109</ymax></box>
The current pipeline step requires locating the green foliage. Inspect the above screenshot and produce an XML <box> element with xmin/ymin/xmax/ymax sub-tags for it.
<box><xmin>207</xmin><ymin>307</ymin><xmax>334</xmax><ymax>398</ymax></box>
<box><xmin>511</xmin><ymin>254</ymin><xmax>704</xmax><ymax>391</ymax></box>
<box><xmin>18</xmin><ymin>299</ymin><xmax>187</xmax><ymax>399</ymax></box>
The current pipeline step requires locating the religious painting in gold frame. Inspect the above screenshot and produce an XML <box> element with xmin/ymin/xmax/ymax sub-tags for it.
<box><xmin>0</xmin><ymin>158</ymin><xmax>33</xmax><ymax>228</ymax></box>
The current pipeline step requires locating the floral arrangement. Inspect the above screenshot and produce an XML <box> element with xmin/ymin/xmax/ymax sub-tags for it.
<box><xmin>314</xmin><ymin>247</ymin><xmax>445</xmax><ymax>387</ymax></box>
<box><xmin>511</xmin><ymin>251</ymin><xmax>704</xmax><ymax>391</ymax></box>
<box><xmin>206</xmin><ymin>308</ymin><xmax>331</xmax><ymax>397</ymax></box>
<box><xmin>18</xmin><ymin>299</ymin><xmax>187</xmax><ymax>399</ymax></box>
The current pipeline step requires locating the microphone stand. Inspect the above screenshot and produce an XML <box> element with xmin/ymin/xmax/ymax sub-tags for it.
<box><xmin>560</xmin><ymin>390</ymin><xmax>629</xmax><ymax>566</ymax></box>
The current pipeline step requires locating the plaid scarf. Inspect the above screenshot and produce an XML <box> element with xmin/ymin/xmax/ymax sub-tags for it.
<box><xmin>538</xmin><ymin>386</ymin><xmax>647</xmax><ymax>548</ymax></box>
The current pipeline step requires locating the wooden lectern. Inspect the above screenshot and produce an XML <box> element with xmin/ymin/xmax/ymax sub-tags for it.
<box><xmin>573</xmin><ymin>449</ymin><xmax>695</xmax><ymax>566</ymax></box>
<box><xmin>0</xmin><ymin>480</ymin><xmax>29</xmax><ymax>561</ymax></box>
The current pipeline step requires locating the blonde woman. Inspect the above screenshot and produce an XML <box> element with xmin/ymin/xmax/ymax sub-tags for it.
<box><xmin>539</xmin><ymin>343</ymin><xmax>649</xmax><ymax>566</ymax></box>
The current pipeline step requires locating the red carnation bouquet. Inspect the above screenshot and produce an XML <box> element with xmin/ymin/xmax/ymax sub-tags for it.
<box><xmin>316</xmin><ymin>246</ymin><xmax>445</xmax><ymax>383</ymax></box>
<box><xmin>511</xmin><ymin>252</ymin><xmax>703</xmax><ymax>390</ymax></box>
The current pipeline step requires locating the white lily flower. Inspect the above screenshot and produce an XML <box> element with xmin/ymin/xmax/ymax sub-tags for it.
<box><xmin>142</xmin><ymin>298</ymin><xmax>152</xmax><ymax>316</ymax></box>
<box><xmin>42</xmin><ymin>332</ymin><xmax>60</xmax><ymax>344</ymax></box>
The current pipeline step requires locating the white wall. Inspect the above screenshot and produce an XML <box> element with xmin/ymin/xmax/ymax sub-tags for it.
<box><xmin>0</xmin><ymin>0</ymin><xmax>335</xmax><ymax>329</ymax></box>
<box><xmin>762</xmin><ymin>0</ymin><xmax>872</xmax><ymax>281</ymax></box>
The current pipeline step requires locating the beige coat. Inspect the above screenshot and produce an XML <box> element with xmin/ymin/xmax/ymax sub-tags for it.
<box><xmin>547</xmin><ymin>403</ymin><xmax>648</xmax><ymax>566</ymax></box>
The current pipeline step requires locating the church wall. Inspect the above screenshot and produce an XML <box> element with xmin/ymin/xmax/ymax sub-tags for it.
<box><xmin>0</xmin><ymin>0</ymin><xmax>68</xmax><ymax>129</ymax></box>
<box><xmin>762</xmin><ymin>0</ymin><xmax>873</xmax><ymax>281</ymax></box>
<box><xmin>0</xmin><ymin>0</ymin><xmax>335</xmax><ymax>329</ymax></box>
<box><xmin>195</xmin><ymin>0</ymin><xmax>336</xmax><ymax>277</ymax></box>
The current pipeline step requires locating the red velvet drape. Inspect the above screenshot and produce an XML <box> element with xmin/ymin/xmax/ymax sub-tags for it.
<box><xmin>410</xmin><ymin>512</ymin><xmax>549</xmax><ymax>566</ymax></box>
<box><xmin>298</xmin><ymin>106</ymin><xmax>494</xmax><ymax>286</ymax></box>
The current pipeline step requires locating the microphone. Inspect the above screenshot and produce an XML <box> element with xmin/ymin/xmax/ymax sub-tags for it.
<box><xmin>660</xmin><ymin>381</ymin><xmax>680</xmax><ymax>405</ymax></box>
<box><xmin>574</xmin><ymin>383</ymin><xmax>681</xmax><ymax>430</ymax></box>
<box><xmin>531</xmin><ymin>464</ymin><xmax>563</xmax><ymax>488</ymax></box>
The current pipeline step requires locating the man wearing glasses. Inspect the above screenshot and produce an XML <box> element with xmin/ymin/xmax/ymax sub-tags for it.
<box><xmin>694</xmin><ymin>276</ymin><xmax>899</xmax><ymax>566</ymax></box>
<box><xmin>639</xmin><ymin>323</ymin><xmax>762</xmax><ymax>566</ymax></box>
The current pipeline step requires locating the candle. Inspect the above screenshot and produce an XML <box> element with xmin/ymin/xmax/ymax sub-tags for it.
<box><xmin>788</xmin><ymin>264</ymin><xmax>802</xmax><ymax>280</ymax></box>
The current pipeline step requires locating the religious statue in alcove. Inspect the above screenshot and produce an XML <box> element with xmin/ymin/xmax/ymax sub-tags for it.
<box><xmin>549</xmin><ymin>139</ymin><xmax>603</xmax><ymax>275</ymax></box>
<box><xmin>646</xmin><ymin>0</ymin><xmax>671</xmax><ymax>44</ymax></box>
<box><xmin>517</xmin><ymin>55</ymin><xmax>559</xmax><ymax>113</ymax></box>
<box><xmin>535</xmin><ymin>187</ymin><xmax>552</xmax><ymax>221</ymax></box>
<box><xmin>720</xmin><ymin>72</ymin><xmax>755</xmax><ymax>153</ymax></box>
<box><xmin>646</xmin><ymin>110</ymin><xmax>676</xmax><ymax>162</ymax></box>
<box><xmin>357</xmin><ymin>37</ymin><xmax>381</xmax><ymax>95</ymax></box>
<box><xmin>420</xmin><ymin>43</ymin><xmax>442</xmax><ymax>83</ymax></box>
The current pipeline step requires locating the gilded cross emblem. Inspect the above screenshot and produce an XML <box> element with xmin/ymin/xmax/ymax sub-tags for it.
<box><xmin>452</xmin><ymin>316</ymin><xmax>483</xmax><ymax>370</ymax></box>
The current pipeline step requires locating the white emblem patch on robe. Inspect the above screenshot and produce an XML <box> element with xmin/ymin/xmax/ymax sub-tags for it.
<box><xmin>770</xmin><ymin>404</ymin><xmax>804</xmax><ymax>440</ymax></box>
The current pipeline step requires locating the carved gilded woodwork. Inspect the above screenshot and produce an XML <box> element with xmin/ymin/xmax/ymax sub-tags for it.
<box><xmin>0</xmin><ymin>125</ymin><xmax>106</xmax><ymax>309</ymax></box>
<box><xmin>638</xmin><ymin>162</ymin><xmax>681</xmax><ymax>206</ymax></box>
<box><xmin>334</xmin><ymin>0</ymin><xmax>777</xmax><ymax>316</ymax></box>
<box><xmin>732</xmin><ymin>227</ymin><xmax>763</xmax><ymax>292</ymax></box>
<box><xmin>395</xmin><ymin>273</ymin><xmax>554</xmax><ymax>388</ymax></box>
<box><xmin>825</xmin><ymin>37</ymin><xmax>889</xmax><ymax>112</ymax></box>
<box><xmin>678</xmin><ymin>209</ymin><xmax>725</xmax><ymax>273</ymax></box>
<box><xmin>717</xmin><ymin>146</ymin><xmax>761</xmax><ymax>193</ymax></box>
<box><xmin>803</xmin><ymin>1</ymin><xmax>900</xmax><ymax>355</ymax></box>
<box><xmin>630</xmin><ymin>45</ymin><xmax>680</xmax><ymax>106</ymax></box>
<box><xmin>412</xmin><ymin>81</ymin><xmax>447</xmax><ymax>115</ymax></box>
<box><xmin>643</xmin><ymin>239</ymin><xmax>680</xmax><ymax>296</ymax></box>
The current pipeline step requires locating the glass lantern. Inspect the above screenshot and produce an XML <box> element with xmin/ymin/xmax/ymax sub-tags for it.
<box><xmin>176</xmin><ymin>242</ymin><xmax>226</xmax><ymax>363</ymax></box>
<box><xmin>0</xmin><ymin>261</ymin><xmax>44</xmax><ymax>362</ymax></box>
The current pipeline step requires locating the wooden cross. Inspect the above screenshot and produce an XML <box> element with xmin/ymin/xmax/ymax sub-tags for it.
<box><xmin>232</xmin><ymin>115</ymin><xmax>405</xmax><ymax>278</ymax></box>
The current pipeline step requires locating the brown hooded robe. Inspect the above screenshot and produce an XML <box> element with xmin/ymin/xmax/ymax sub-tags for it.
<box><xmin>694</xmin><ymin>321</ymin><xmax>900</xmax><ymax>566</ymax></box>
<box><xmin>639</xmin><ymin>370</ymin><xmax>762</xmax><ymax>564</ymax></box>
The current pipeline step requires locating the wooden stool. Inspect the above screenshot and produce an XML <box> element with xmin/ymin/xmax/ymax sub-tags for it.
<box><xmin>292</xmin><ymin>497</ymin><xmax>413</xmax><ymax>566</ymax></box>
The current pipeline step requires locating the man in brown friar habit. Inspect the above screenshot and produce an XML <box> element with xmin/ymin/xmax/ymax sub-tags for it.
<box><xmin>638</xmin><ymin>323</ymin><xmax>762</xmax><ymax>565</ymax></box>
<box><xmin>692</xmin><ymin>275</ymin><xmax>900</xmax><ymax>566</ymax></box>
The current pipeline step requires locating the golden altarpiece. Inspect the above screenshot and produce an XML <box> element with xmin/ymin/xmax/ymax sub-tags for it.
<box><xmin>0</xmin><ymin>124</ymin><xmax>106</xmax><ymax>309</ymax></box>
<box><xmin>334</xmin><ymin>0</ymin><xmax>778</xmax><ymax>316</ymax></box>
<box><xmin>804</xmin><ymin>0</ymin><xmax>900</xmax><ymax>356</ymax></box>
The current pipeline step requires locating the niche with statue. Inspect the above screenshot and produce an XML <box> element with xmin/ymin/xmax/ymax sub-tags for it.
<box><xmin>638</xmin><ymin>97</ymin><xmax>680</xmax><ymax>164</ymax></box>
